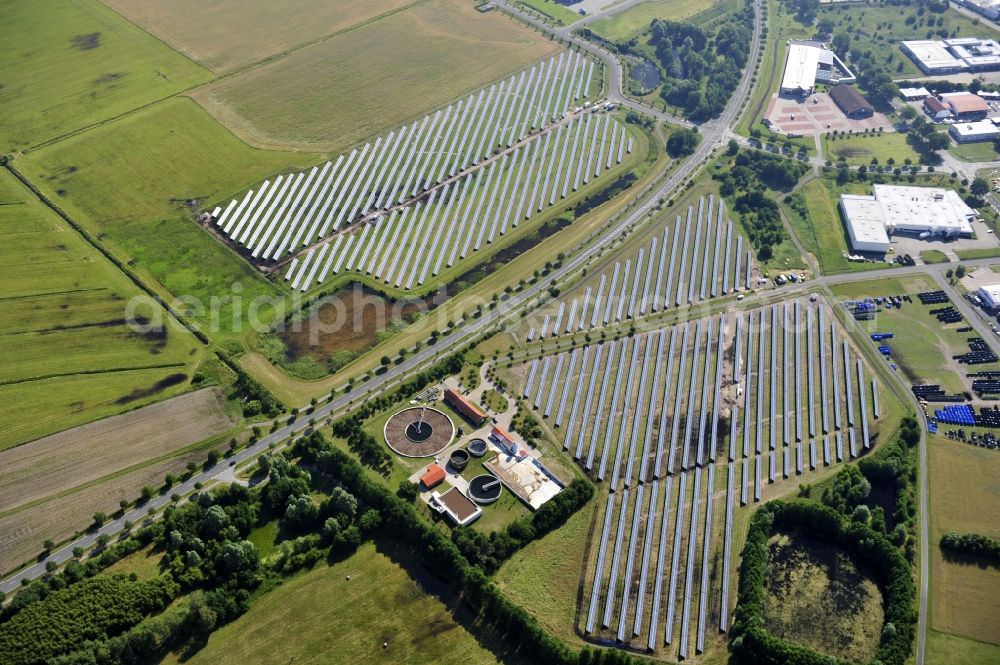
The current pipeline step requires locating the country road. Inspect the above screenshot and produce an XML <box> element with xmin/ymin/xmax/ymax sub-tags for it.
<box><xmin>1</xmin><ymin>7</ymin><xmax>971</xmax><ymax>663</ymax></box>
<box><xmin>0</xmin><ymin>0</ymin><xmax>762</xmax><ymax>597</ymax></box>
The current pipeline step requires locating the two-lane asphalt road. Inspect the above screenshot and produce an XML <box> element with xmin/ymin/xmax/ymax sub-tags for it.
<box><xmin>3</xmin><ymin>0</ymin><xmax>764</xmax><ymax>593</ymax></box>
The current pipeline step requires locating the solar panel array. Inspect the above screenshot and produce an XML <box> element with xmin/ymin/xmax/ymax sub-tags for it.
<box><xmin>537</xmin><ymin>195</ymin><xmax>754</xmax><ymax>337</ymax></box>
<box><xmin>521</xmin><ymin>301</ymin><xmax>883</xmax><ymax>658</ymax></box>
<box><xmin>283</xmin><ymin>111</ymin><xmax>631</xmax><ymax>291</ymax></box>
<box><xmin>205</xmin><ymin>53</ymin><xmax>597</xmax><ymax>274</ymax></box>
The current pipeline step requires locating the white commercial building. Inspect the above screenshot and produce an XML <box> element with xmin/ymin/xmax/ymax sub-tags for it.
<box><xmin>780</xmin><ymin>42</ymin><xmax>856</xmax><ymax>95</ymax></box>
<box><xmin>977</xmin><ymin>283</ymin><xmax>1000</xmax><ymax>309</ymax></box>
<box><xmin>899</xmin><ymin>86</ymin><xmax>931</xmax><ymax>101</ymax></box>
<box><xmin>957</xmin><ymin>0</ymin><xmax>1000</xmax><ymax>21</ymax></box>
<box><xmin>902</xmin><ymin>38</ymin><xmax>1000</xmax><ymax>74</ymax></box>
<box><xmin>950</xmin><ymin>119</ymin><xmax>1000</xmax><ymax>143</ymax></box>
<box><xmin>839</xmin><ymin>184</ymin><xmax>977</xmax><ymax>253</ymax></box>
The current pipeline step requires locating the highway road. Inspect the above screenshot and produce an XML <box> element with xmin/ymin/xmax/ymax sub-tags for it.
<box><xmin>0</xmin><ymin>0</ymin><xmax>762</xmax><ymax>596</ymax></box>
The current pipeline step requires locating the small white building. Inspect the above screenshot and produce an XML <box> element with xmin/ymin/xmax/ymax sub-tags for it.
<box><xmin>899</xmin><ymin>86</ymin><xmax>931</xmax><ymax>101</ymax></box>
<box><xmin>839</xmin><ymin>184</ymin><xmax>977</xmax><ymax>253</ymax></box>
<box><xmin>977</xmin><ymin>283</ymin><xmax>1000</xmax><ymax>309</ymax></box>
<box><xmin>950</xmin><ymin>119</ymin><xmax>1000</xmax><ymax>143</ymax></box>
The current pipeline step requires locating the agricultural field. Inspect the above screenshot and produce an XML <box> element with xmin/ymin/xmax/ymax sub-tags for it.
<box><xmin>99</xmin><ymin>0</ymin><xmax>421</xmax><ymax>74</ymax></box>
<box><xmin>202</xmin><ymin>51</ymin><xmax>605</xmax><ymax>283</ymax></box>
<box><xmin>170</xmin><ymin>540</ymin><xmax>512</xmax><ymax>665</ymax></box>
<box><xmin>830</xmin><ymin>275</ymin><xmax>1000</xmax><ymax>395</ymax></box>
<box><xmin>0</xmin><ymin>169</ymin><xmax>203</xmax><ymax>450</ymax></box>
<box><xmin>191</xmin><ymin>0</ymin><xmax>562</xmax><ymax>151</ymax></box>
<box><xmin>1</xmin><ymin>0</ymin><xmax>210</xmax><ymax>152</ymax></box>
<box><xmin>512</xmin><ymin>298</ymin><xmax>896</xmax><ymax>660</ymax></box>
<box><xmin>588</xmin><ymin>0</ymin><xmax>717</xmax><ymax>41</ymax></box>
<box><xmin>17</xmin><ymin>98</ymin><xmax>316</xmax><ymax>342</ymax></box>
<box><xmin>927</xmin><ymin>435</ymin><xmax>1000</xmax><ymax>657</ymax></box>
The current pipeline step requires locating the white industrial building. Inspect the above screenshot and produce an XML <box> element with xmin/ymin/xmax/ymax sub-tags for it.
<box><xmin>950</xmin><ymin>119</ymin><xmax>1000</xmax><ymax>143</ymax></box>
<box><xmin>902</xmin><ymin>38</ymin><xmax>1000</xmax><ymax>74</ymax></box>
<box><xmin>977</xmin><ymin>283</ymin><xmax>1000</xmax><ymax>309</ymax></box>
<box><xmin>839</xmin><ymin>185</ymin><xmax>977</xmax><ymax>253</ymax></box>
<box><xmin>780</xmin><ymin>42</ymin><xmax>856</xmax><ymax>95</ymax></box>
<box><xmin>956</xmin><ymin>0</ymin><xmax>1000</xmax><ymax>21</ymax></box>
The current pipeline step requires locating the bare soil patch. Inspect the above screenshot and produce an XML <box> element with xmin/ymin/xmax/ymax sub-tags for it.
<box><xmin>0</xmin><ymin>388</ymin><xmax>232</xmax><ymax>516</ymax></box>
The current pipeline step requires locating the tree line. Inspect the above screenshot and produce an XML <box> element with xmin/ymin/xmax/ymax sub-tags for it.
<box><xmin>940</xmin><ymin>531</ymin><xmax>1000</xmax><ymax>563</ymax></box>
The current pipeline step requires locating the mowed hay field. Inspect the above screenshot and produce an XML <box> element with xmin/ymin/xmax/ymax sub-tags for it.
<box><xmin>100</xmin><ymin>0</ymin><xmax>421</xmax><ymax>74</ymax></box>
<box><xmin>18</xmin><ymin>98</ymin><xmax>315</xmax><ymax>340</ymax></box>
<box><xmin>588</xmin><ymin>0</ymin><xmax>715</xmax><ymax>41</ymax></box>
<box><xmin>928</xmin><ymin>435</ymin><xmax>1000</xmax><ymax>655</ymax></box>
<box><xmin>0</xmin><ymin>0</ymin><xmax>209</xmax><ymax>152</ymax></box>
<box><xmin>191</xmin><ymin>0</ymin><xmax>561</xmax><ymax>151</ymax></box>
<box><xmin>0</xmin><ymin>169</ymin><xmax>202</xmax><ymax>449</ymax></box>
<box><xmin>169</xmin><ymin>541</ymin><xmax>507</xmax><ymax>665</ymax></box>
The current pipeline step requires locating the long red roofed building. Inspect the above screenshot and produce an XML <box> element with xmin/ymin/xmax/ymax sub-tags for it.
<box><xmin>444</xmin><ymin>388</ymin><xmax>487</xmax><ymax>426</ymax></box>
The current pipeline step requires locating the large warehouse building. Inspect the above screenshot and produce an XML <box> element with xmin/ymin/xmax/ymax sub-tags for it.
<box><xmin>780</xmin><ymin>42</ymin><xmax>856</xmax><ymax>95</ymax></box>
<box><xmin>839</xmin><ymin>185</ymin><xmax>977</xmax><ymax>253</ymax></box>
<box><xmin>902</xmin><ymin>38</ymin><xmax>1000</xmax><ymax>74</ymax></box>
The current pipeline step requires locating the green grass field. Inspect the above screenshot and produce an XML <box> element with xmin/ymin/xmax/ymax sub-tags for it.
<box><xmin>928</xmin><ymin>435</ymin><xmax>1000</xmax><ymax>650</ymax></box>
<box><xmin>1</xmin><ymin>0</ymin><xmax>210</xmax><ymax>152</ymax></box>
<box><xmin>516</xmin><ymin>0</ymin><xmax>580</xmax><ymax>26</ymax></box>
<box><xmin>920</xmin><ymin>249</ymin><xmax>950</xmax><ymax>264</ymax></box>
<box><xmin>18</xmin><ymin>97</ymin><xmax>316</xmax><ymax>342</ymax></box>
<box><xmin>588</xmin><ymin>0</ymin><xmax>716</xmax><ymax>41</ymax></box>
<box><xmin>192</xmin><ymin>0</ymin><xmax>560</xmax><ymax>151</ymax></box>
<box><xmin>949</xmin><ymin>141</ymin><xmax>1000</xmax><ymax>163</ymax></box>
<box><xmin>822</xmin><ymin>132</ymin><xmax>920</xmax><ymax>167</ymax></box>
<box><xmin>0</xmin><ymin>169</ymin><xmax>202</xmax><ymax>449</ymax></box>
<box><xmin>171</xmin><ymin>540</ymin><xmax>507</xmax><ymax>665</ymax></box>
<box><xmin>495</xmin><ymin>498</ymin><xmax>594</xmax><ymax>644</ymax></box>
<box><xmin>927</xmin><ymin>630</ymin><xmax>1000</xmax><ymax>665</ymax></box>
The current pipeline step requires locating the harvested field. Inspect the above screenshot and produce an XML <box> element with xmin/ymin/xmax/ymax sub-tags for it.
<box><xmin>191</xmin><ymin>0</ymin><xmax>560</xmax><ymax>151</ymax></box>
<box><xmin>0</xmin><ymin>388</ymin><xmax>232</xmax><ymax>516</ymax></box>
<box><xmin>100</xmin><ymin>0</ymin><xmax>420</xmax><ymax>73</ymax></box>
<box><xmin>0</xmin><ymin>169</ymin><xmax>201</xmax><ymax>449</ymax></box>
<box><xmin>0</xmin><ymin>435</ymin><xmax>228</xmax><ymax>575</ymax></box>
<box><xmin>1</xmin><ymin>0</ymin><xmax>209</xmax><ymax>151</ymax></box>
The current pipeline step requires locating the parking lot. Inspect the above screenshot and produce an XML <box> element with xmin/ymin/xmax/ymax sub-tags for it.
<box><xmin>764</xmin><ymin>92</ymin><xmax>892</xmax><ymax>135</ymax></box>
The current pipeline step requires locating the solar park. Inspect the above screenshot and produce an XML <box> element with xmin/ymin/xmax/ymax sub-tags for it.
<box><xmin>526</xmin><ymin>195</ymin><xmax>755</xmax><ymax>340</ymax></box>
<box><xmin>201</xmin><ymin>52</ymin><xmax>635</xmax><ymax>292</ymax></box>
<box><xmin>518</xmin><ymin>300</ymin><xmax>884</xmax><ymax>658</ymax></box>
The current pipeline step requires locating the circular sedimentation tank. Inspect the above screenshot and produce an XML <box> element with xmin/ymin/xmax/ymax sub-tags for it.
<box><xmin>468</xmin><ymin>438</ymin><xmax>488</xmax><ymax>457</ymax></box>
<box><xmin>468</xmin><ymin>474</ymin><xmax>502</xmax><ymax>505</ymax></box>
<box><xmin>449</xmin><ymin>448</ymin><xmax>470</xmax><ymax>471</ymax></box>
<box><xmin>383</xmin><ymin>407</ymin><xmax>454</xmax><ymax>457</ymax></box>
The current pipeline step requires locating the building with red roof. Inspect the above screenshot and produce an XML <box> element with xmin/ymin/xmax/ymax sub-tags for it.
<box><xmin>419</xmin><ymin>464</ymin><xmax>446</xmax><ymax>489</ymax></box>
<box><xmin>444</xmin><ymin>388</ymin><xmax>487</xmax><ymax>426</ymax></box>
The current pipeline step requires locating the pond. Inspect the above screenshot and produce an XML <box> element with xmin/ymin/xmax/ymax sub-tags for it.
<box><xmin>630</xmin><ymin>59</ymin><xmax>661</xmax><ymax>90</ymax></box>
